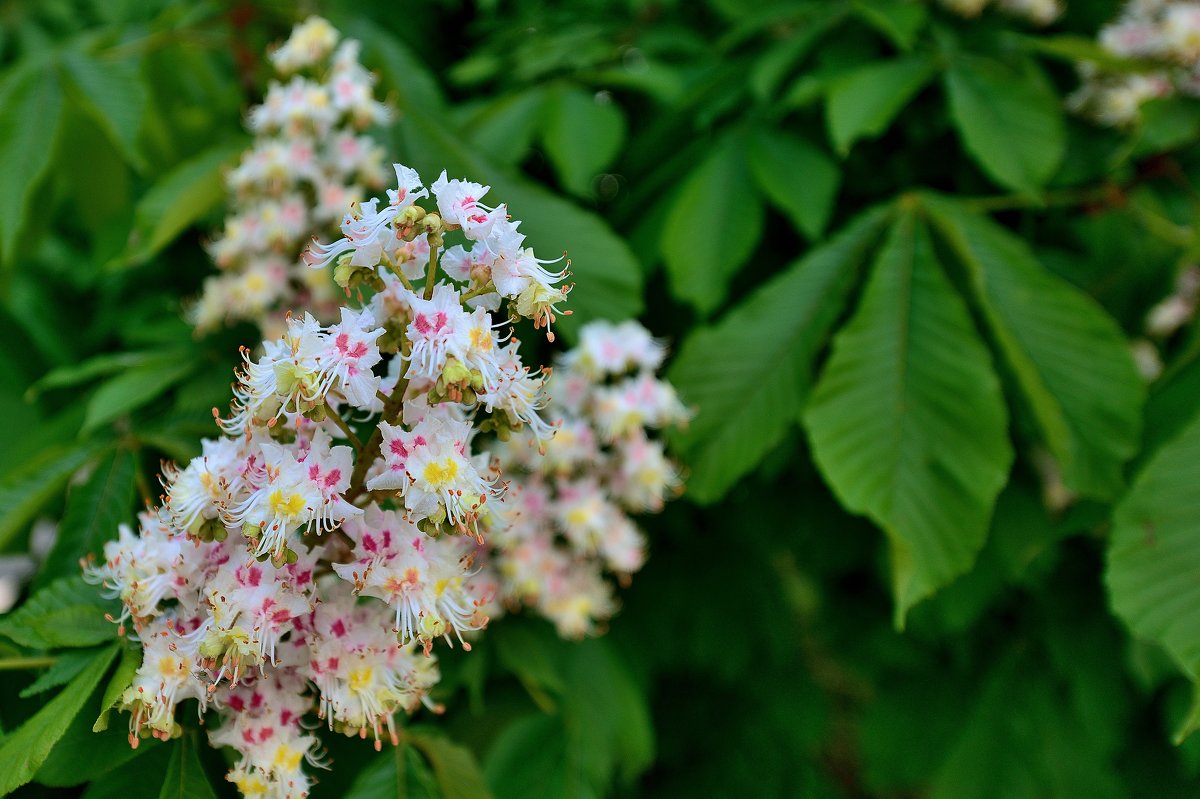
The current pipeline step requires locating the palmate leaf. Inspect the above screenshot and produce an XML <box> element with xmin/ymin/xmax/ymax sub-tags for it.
<box><xmin>541</xmin><ymin>85</ymin><xmax>626</xmax><ymax>197</ymax></box>
<box><xmin>0</xmin><ymin>60</ymin><xmax>65</xmax><ymax>266</ymax></box>
<box><xmin>37</xmin><ymin>447</ymin><xmax>136</xmax><ymax>588</ymax></box>
<box><xmin>0</xmin><ymin>575</ymin><xmax>119</xmax><ymax>650</ymax></box>
<box><xmin>409</xmin><ymin>731</ymin><xmax>494</xmax><ymax>799</ymax></box>
<box><xmin>747</xmin><ymin>128</ymin><xmax>840</xmax><ymax>239</ymax></box>
<box><xmin>669</xmin><ymin>207</ymin><xmax>891</xmax><ymax>503</ymax></box>
<box><xmin>660</xmin><ymin>130</ymin><xmax>764</xmax><ymax>315</ymax></box>
<box><xmin>1107</xmin><ymin>412</ymin><xmax>1200</xmax><ymax>679</ymax></box>
<box><xmin>805</xmin><ymin>209</ymin><xmax>1012</xmax><ymax>625</ymax></box>
<box><xmin>344</xmin><ymin>743</ymin><xmax>440</xmax><ymax>799</ymax></box>
<box><xmin>924</xmin><ymin>194</ymin><xmax>1144</xmax><ymax>500</ymax></box>
<box><xmin>0</xmin><ymin>644</ymin><xmax>119</xmax><ymax>795</ymax></box>
<box><xmin>825</xmin><ymin>53</ymin><xmax>937</xmax><ymax>155</ymax></box>
<box><xmin>943</xmin><ymin>55</ymin><xmax>1065</xmax><ymax>195</ymax></box>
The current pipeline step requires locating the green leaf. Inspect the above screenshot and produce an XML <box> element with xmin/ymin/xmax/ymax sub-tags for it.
<box><xmin>410</xmin><ymin>731</ymin><xmax>494</xmax><ymax>799</ymax></box>
<box><xmin>670</xmin><ymin>207</ymin><xmax>891</xmax><ymax>503</ymax></box>
<box><xmin>485</xmin><ymin>715</ymin><xmax>581</xmax><ymax>799</ymax></box>
<box><xmin>28</xmin><ymin>351</ymin><xmax>166</xmax><ymax>399</ymax></box>
<box><xmin>0</xmin><ymin>574</ymin><xmax>118</xmax><ymax>649</ymax></box>
<box><xmin>463</xmin><ymin>89</ymin><xmax>547</xmax><ymax>166</ymax></box>
<box><xmin>943</xmin><ymin>55</ymin><xmax>1065</xmax><ymax>194</ymax></box>
<box><xmin>0</xmin><ymin>444</ymin><xmax>98</xmax><ymax>552</ymax></box>
<box><xmin>37</xmin><ymin>448</ymin><xmax>136</xmax><ymax>587</ymax></box>
<box><xmin>1108</xmin><ymin>411</ymin><xmax>1200</xmax><ymax>678</ymax></box>
<box><xmin>930</xmin><ymin>652</ymin><xmax>1122</xmax><ymax>799</ymax></box>
<box><xmin>159</xmin><ymin>733</ymin><xmax>218</xmax><ymax>799</ymax></box>
<box><xmin>81</xmin><ymin>743</ymin><xmax>170</xmax><ymax>799</ymax></box>
<box><xmin>119</xmin><ymin>141</ymin><xmax>242</xmax><ymax>268</ymax></box>
<box><xmin>492</xmin><ymin>618</ymin><xmax>566</xmax><ymax>703</ymax></box>
<box><xmin>83</xmin><ymin>357</ymin><xmax>195</xmax><ymax>433</ymax></box>
<box><xmin>560</xmin><ymin>638</ymin><xmax>655</xmax><ymax>786</ymax></box>
<box><xmin>0</xmin><ymin>62</ymin><xmax>65</xmax><ymax>265</ymax></box>
<box><xmin>61</xmin><ymin>50</ymin><xmax>147</xmax><ymax>169</ymax></box>
<box><xmin>18</xmin><ymin>648</ymin><xmax>100</xmax><ymax>698</ymax></box>
<box><xmin>852</xmin><ymin>0</ymin><xmax>928</xmax><ymax>50</ymax></box>
<box><xmin>0</xmin><ymin>644</ymin><xmax>118</xmax><ymax>795</ymax></box>
<box><xmin>94</xmin><ymin>642</ymin><xmax>142</xmax><ymax>732</ymax></box>
<box><xmin>924</xmin><ymin>194</ymin><xmax>1144</xmax><ymax>499</ymax></box>
<box><xmin>805</xmin><ymin>210</ymin><xmax>1012</xmax><ymax>624</ymax></box>
<box><xmin>541</xmin><ymin>85</ymin><xmax>626</xmax><ymax>197</ymax></box>
<box><xmin>747</xmin><ymin>128</ymin><xmax>840</xmax><ymax>239</ymax></box>
<box><xmin>345</xmin><ymin>744</ymin><xmax>439</xmax><ymax>799</ymax></box>
<box><xmin>825</xmin><ymin>54</ymin><xmax>936</xmax><ymax>155</ymax></box>
<box><xmin>660</xmin><ymin>131</ymin><xmax>764</xmax><ymax>315</ymax></box>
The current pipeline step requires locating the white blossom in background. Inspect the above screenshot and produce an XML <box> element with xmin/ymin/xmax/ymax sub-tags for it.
<box><xmin>1070</xmin><ymin>1</ymin><xmax>1200</xmax><ymax>126</ymax></box>
<box><xmin>939</xmin><ymin>0</ymin><xmax>1061</xmax><ymax>26</ymax></box>
<box><xmin>481</xmin><ymin>320</ymin><xmax>689</xmax><ymax>638</ymax></box>
<box><xmin>191</xmin><ymin>17</ymin><xmax>390</xmax><ymax>336</ymax></box>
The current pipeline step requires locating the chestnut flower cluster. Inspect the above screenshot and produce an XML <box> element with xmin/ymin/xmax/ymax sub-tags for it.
<box><xmin>1070</xmin><ymin>1</ymin><xmax>1200</xmax><ymax>126</ymax></box>
<box><xmin>478</xmin><ymin>321</ymin><xmax>689</xmax><ymax>638</ymax></box>
<box><xmin>84</xmin><ymin>163</ymin><xmax>568</xmax><ymax>799</ymax></box>
<box><xmin>191</xmin><ymin>17</ymin><xmax>390</xmax><ymax>336</ymax></box>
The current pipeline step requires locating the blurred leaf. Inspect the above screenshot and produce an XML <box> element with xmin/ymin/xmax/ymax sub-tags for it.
<box><xmin>541</xmin><ymin>85</ymin><xmax>626</xmax><ymax>197</ymax></box>
<box><xmin>159</xmin><ymin>733</ymin><xmax>218</xmax><ymax>799</ymax></box>
<box><xmin>81</xmin><ymin>742</ymin><xmax>170</xmax><ymax>799</ymax></box>
<box><xmin>83</xmin><ymin>357</ymin><xmax>195</xmax><ymax>434</ymax></box>
<box><xmin>0</xmin><ymin>644</ymin><xmax>118</xmax><ymax>795</ymax></box>
<box><xmin>18</xmin><ymin>648</ymin><xmax>99</xmax><ymax>698</ymax></box>
<box><xmin>1108</xmin><ymin>411</ymin><xmax>1200</xmax><ymax>679</ymax></box>
<box><xmin>930</xmin><ymin>652</ymin><xmax>1121</xmax><ymax>799</ymax></box>
<box><xmin>852</xmin><ymin>0</ymin><xmax>928</xmax><ymax>50</ymax></box>
<box><xmin>925</xmin><ymin>195</ymin><xmax>1144</xmax><ymax>499</ymax></box>
<box><xmin>29</xmin><ymin>351</ymin><xmax>168</xmax><ymax>398</ymax></box>
<box><xmin>345</xmin><ymin>744</ymin><xmax>439</xmax><ymax>799</ymax></box>
<box><xmin>944</xmin><ymin>55</ymin><xmax>1065</xmax><ymax>194</ymax></box>
<box><xmin>749</xmin><ymin>7</ymin><xmax>844</xmax><ymax>101</ymax></box>
<box><xmin>0</xmin><ymin>575</ymin><xmax>117</xmax><ymax>649</ymax></box>
<box><xmin>660</xmin><ymin>131</ymin><xmax>763</xmax><ymax>314</ymax></box>
<box><xmin>61</xmin><ymin>49</ymin><xmax>147</xmax><ymax>169</ymax></box>
<box><xmin>560</xmin><ymin>638</ymin><xmax>654</xmax><ymax>787</ymax></box>
<box><xmin>1019</xmin><ymin>34</ymin><xmax>1152</xmax><ymax>72</ymax></box>
<box><xmin>37</xmin><ymin>448</ymin><xmax>136</xmax><ymax>587</ymax></box>
<box><xmin>492</xmin><ymin>619</ymin><xmax>565</xmax><ymax>701</ymax></box>
<box><xmin>0</xmin><ymin>61</ymin><xmax>64</xmax><ymax>266</ymax></box>
<box><xmin>747</xmin><ymin>128</ymin><xmax>840</xmax><ymax>239</ymax></box>
<box><xmin>805</xmin><ymin>210</ymin><xmax>1012</xmax><ymax>624</ymax></box>
<box><xmin>825</xmin><ymin>53</ymin><xmax>936</xmax><ymax>155</ymax></box>
<box><xmin>485</xmin><ymin>715</ymin><xmax>583</xmax><ymax>799</ymax></box>
<box><xmin>671</xmin><ymin>207</ymin><xmax>890</xmax><ymax>502</ymax></box>
<box><xmin>409</xmin><ymin>731</ymin><xmax>494</xmax><ymax>799</ymax></box>
<box><xmin>119</xmin><ymin>141</ymin><xmax>242</xmax><ymax>268</ymax></box>
<box><xmin>1135</xmin><ymin>97</ymin><xmax>1200</xmax><ymax>156</ymax></box>
<box><xmin>0</xmin><ymin>444</ymin><xmax>97</xmax><ymax>553</ymax></box>
<box><xmin>463</xmin><ymin>89</ymin><xmax>547</xmax><ymax>166</ymax></box>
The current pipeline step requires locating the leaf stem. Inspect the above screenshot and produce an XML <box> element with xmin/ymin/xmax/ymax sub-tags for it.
<box><xmin>0</xmin><ymin>656</ymin><xmax>58</xmax><ymax>670</ymax></box>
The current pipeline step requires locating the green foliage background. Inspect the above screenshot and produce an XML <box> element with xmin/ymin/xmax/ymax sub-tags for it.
<box><xmin>2</xmin><ymin>0</ymin><xmax>1200</xmax><ymax>796</ymax></box>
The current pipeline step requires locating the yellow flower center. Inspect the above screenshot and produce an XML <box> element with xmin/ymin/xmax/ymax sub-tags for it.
<box><xmin>422</xmin><ymin>458</ymin><xmax>459</xmax><ymax>488</ymax></box>
<box><xmin>349</xmin><ymin>666</ymin><xmax>373</xmax><ymax>692</ymax></box>
<box><xmin>269</xmin><ymin>489</ymin><xmax>306</xmax><ymax>518</ymax></box>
